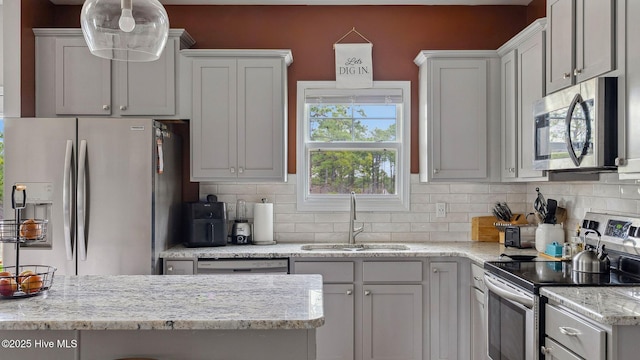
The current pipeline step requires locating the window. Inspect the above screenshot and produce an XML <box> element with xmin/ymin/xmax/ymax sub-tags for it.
<box><xmin>297</xmin><ymin>81</ymin><xmax>410</xmax><ymax>211</ymax></box>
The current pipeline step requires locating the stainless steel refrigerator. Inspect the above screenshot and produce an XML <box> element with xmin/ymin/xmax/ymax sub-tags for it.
<box><xmin>2</xmin><ymin>117</ymin><xmax>182</xmax><ymax>275</ymax></box>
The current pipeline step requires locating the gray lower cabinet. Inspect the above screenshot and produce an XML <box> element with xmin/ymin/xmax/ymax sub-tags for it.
<box><xmin>293</xmin><ymin>259</ymin><xmax>423</xmax><ymax>360</ymax></box>
<box><xmin>34</xmin><ymin>28</ymin><xmax>194</xmax><ymax>117</ymax></box>
<box><xmin>182</xmin><ymin>50</ymin><xmax>292</xmax><ymax>182</ymax></box>
<box><xmin>470</xmin><ymin>263</ymin><xmax>488</xmax><ymax>360</ymax></box>
<box><xmin>429</xmin><ymin>262</ymin><xmax>459</xmax><ymax>360</ymax></box>
<box><xmin>163</xmin><ymin>259</ymin><xmax>195</xmax><ymax>275</ymax></box>
<box><xmin>543</xmin><ymin>304</ymin><xmax>606</xmax><ymax>360</ymax></box>
<box><xmin>320</xmin><ymin>284</ymin><xmax>355</xmax><ymax>360</ymax></box>
<box><xmin>362</xmin><ymin>284</ymin><xmax>422</xmax><ymax>360</ymax></box>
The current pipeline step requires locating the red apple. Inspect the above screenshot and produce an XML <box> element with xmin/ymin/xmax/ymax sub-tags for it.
<box><xmin>0</xmin><ymin>277</ymin><xmax>18</xmax><ymax>297</ymax></box>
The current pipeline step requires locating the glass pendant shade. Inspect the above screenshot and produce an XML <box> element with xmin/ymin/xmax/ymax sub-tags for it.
<box><xmin>80</xmin><ymin>0</ymin><xmax>169</xmax><ymax>62</ymax></box>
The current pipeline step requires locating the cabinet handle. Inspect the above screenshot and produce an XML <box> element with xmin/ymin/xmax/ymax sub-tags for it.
<box><xmin>433</xmin><ymin>168</ymin><xmax>439</xmax><ymax>174</ymax></box>
<box><xmin>239</xmin><ymin>167</ymin><xmax>244</xmax><ymax>174</ymax></box>
<box><xmin>473</xmin><ymin>276</ymin><xmax>484</xmax><ymax>283</ymax></box>
<box><xmin>230</xmin><ymin>167</ymin><xmax>235</xmax><ymax>173</ymax></box>
<box><xmin>103</xmin><ymin>104</ymin><xmax>110</xmax><ymax>110</ymax></box>
<box><xmin>433</xmin><ymin>268</ymin><xmax>438</xmax><ymax>273</ymax></box>
<box><xmin>509</xmin><ymin>167</ymin><xmax>515</xmax><ymax>173</ymax></box>
<box><xmin>574</xmin><ymin>68</ymin><xmax>582</xmax><ymax>76</ymax></box>
<box><xmin>167</xmin><ymin>266</ymin><xmax>173</xmax><ymax>272</ymax></box>
<box><xmin>540</xmin><ymin>346</ymin><xmax>551</xmax><ymax>355</ymax></box>
<box><xmin>364</xmin><ymin>290</ymin><xmax>371</xmax><ymax>296</ymax></box>
<box><xmin>563</xmin><ymin>72</ymin><xmax>571</xmax><ymax>79</ymax></box>
<box><xmin>346</xmin><ymin>289</ymin><xmax>353</xmax><ymax>295</ymax></box>
<box><xmin>559</xmin><ymin>326</ymin><xmax>581</xmax><ymax>337</ymax></box>
<box><xmin>120</xmin><ymin>105</ymin><xmax>127</xmax><ymax>111</ymax></box>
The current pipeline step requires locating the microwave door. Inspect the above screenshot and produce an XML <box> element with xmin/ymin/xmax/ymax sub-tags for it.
<box><xmin>565</xmin><ymin>93</ymin><xmax>592</xmax><ymax>167</ymax></box>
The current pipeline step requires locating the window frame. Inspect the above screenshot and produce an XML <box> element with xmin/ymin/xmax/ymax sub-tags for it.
<box><xmin>296</xmin><ymin>81</ymin><xmax>411</xmax><ymax>212</ymax></box>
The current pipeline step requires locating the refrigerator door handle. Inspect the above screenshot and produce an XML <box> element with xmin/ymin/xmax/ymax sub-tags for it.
<box><xmin>63</xmin><ymin>140</ymin><xmax>74</xmax><ymax>261</ymax></box>
<box><xmin>77</xmin><ymin>139</ymin><xmax>88</xmax><ymax>262</ymax></box>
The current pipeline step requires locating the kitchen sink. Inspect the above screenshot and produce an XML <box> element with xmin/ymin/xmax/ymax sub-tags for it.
<box><xmin>300</xmin><ymin>243</ymin><xmax>410</xmax><ymax>252</ymax></box>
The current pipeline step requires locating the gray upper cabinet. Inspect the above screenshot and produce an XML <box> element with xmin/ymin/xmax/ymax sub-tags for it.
<box><xmin>182</xmin><ymin>50</ymin><xmax>293</xmax><ymax>182</ymax></box>
<box><xmin>497</xmin><ymin>19</ymin><xmax>548</xmax><ymax>182</ymax></box>
<box><xmin>415</xmin><ymin>51</ymin><xmax>501</xmax><ymax>182</ymax></box>
<box><xmin>546</xmin><ymin>0</ymin><xmax>615</xmax><ymax>94</ymax></box>
<box><xmin>35</xmin><ymin>28</ymin><xmax>194</xmax><ymax>117</ymax></box>
<box><xmin>619</xmin><ymin>0</ymin><xmax>640</xmax><ymax>178</ymax></box>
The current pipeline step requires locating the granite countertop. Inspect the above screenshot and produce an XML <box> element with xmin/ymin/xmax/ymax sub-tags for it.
<box><xmin>541</xmin><ymin>287</ymin><xmax>640</xmax><ymax>326</ymax></box>
<box><xmin>160</xmin><ymin>241</ymin><xmax>538</xmax><ymax>264</ymax></box>
<box><xmin>0</xmin><ymin>274</ymin><xmax>324</xmax><ymax>331</ymax></box>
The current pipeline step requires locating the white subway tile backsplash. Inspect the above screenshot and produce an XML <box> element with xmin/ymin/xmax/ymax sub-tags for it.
<box><xmin>199</xmin><ymin>174</ymin><xmax>640</xmax><ymax>244</ymax></box>
<box><xmin>450</xmin><ymin>183</ymin><xmax>490</xmax><ymax>193</ymax></box>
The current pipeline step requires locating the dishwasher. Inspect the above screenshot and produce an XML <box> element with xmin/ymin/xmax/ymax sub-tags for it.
<box><xmin>196</xmin><ymin>258</ymin><xmax>289</xmax><ymax>274</ymax></box>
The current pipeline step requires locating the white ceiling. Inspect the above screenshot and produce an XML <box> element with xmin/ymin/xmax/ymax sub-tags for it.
<box><xmin>50</xmin><ymin>0</ymin><xmax>532</xmax><ymax>5</ymax></box>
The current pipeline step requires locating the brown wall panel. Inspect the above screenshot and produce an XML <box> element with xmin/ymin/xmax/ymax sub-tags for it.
<box><xmin>20</xmin><ymin>0</ymin><xmax>56</xmax><ymax>117</ymax></box>
<box><xmin>526</xmin><ymin>0</ymin><xmax>546</xmax><ymax>24</ymax></box>
<box><xmin>23</xmin><ymin>4</ymin><xmax>530</xmax><ymax>174</ymax></box>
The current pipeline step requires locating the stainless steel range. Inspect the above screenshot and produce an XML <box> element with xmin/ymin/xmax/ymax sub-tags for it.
<box><xmin>483</xmin><ymin>212</ymin><xmax>640</xmax><ymax>360</ymax></box>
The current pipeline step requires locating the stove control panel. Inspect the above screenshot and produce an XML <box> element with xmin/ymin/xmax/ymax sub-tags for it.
<box><xmin>582</xmin><ymin>212</ymin><xmax>640</xmax><ymax>253</ymax></box>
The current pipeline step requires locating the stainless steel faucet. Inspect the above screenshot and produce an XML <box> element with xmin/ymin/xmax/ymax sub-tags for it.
<box><xmin>348</xmin><ymin>191</ymin><xmax>364</xmax><ymax>244</ymax></box>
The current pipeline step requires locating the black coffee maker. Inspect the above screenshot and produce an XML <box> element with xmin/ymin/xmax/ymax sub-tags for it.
<box><xmin>183</xmin><ymin>195</ymin><xmax>227</xmax><ymax>247</ymax></box>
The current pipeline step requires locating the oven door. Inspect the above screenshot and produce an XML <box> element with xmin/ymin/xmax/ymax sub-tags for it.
<box><xmin>484</xmin><ymin>273</ymin><xmax>536</xmax><ymax>360</ymax></box>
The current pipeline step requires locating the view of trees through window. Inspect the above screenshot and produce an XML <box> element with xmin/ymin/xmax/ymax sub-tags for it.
<box><xmin>308</xmin><ymin>104</ymin><xmax>397</xmax><ymax>195</ymax></box>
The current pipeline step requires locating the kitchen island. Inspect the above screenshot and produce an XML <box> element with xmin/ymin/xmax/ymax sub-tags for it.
<box><xmin>0</xmin><ymin>274</ymin><xmax>324</xmax><ymax>360</ymax></box>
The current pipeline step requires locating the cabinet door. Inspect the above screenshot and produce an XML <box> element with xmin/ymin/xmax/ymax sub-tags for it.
<box><xmin>517</xmin><ymin>30</ymin><xmax>548</xmax><ymax>180</ymax></box>
<box><xmin>546</xmin><ymin>0</ymin><xmax>575</xmax><ymax>94</ymax></box>
<box><xmin>430</xmin><ymin>59</ymin><xmax>488</xmax><ymax>180</ymax></box>
<box><xmin>116</xmin><ymin>39</ymin><xmax>176</xmax><ymax>115</ymax></box>
<box><xmin>362</xmin><ymin>284</ymin><xmax>422</xmax><ymax>360</ymax></box>
<box><xmin>621</xmin><ymin>0</ymin><xmax>640</xmax><ymax>175</ymax></box>
<box><xmin>55</xmin><ymin>37</ymin><xmax>111</xmax><ymax>115</ymax></box>
<box><xmin>191</xmin><ymin>58</ymin><xmax>238</xmax><ymax>180</ymax></box>
<box><xmin>316</xmin><ymin>284</ymin><xmax>355</xmax><ymax>360</ymax></box>
<box><xmin>237</xmin><ymin>58</ymin><xmax>286</xmax><ymax>180</ymax></box>
<box><xmin>500</xmin><ymin>50</ymin><xmax>517</xmax><ymax>180</ymax></box>
<box><xmin>470</xmin><ymin>288</ymin><xmax>488</xmax><ymax>360</ymax></box>
<box><xmin>430</xmin><ymin>262</ymin><xmax>458</xmax><ymax>360</ymax></box>
<box><xmin>575</xmin><ymin>0</ymin><xmax>614</xmax><ymax>83</ymax></box>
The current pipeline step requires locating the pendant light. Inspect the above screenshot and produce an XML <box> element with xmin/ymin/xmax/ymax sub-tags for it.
<box><xmin>80</xmin><ymin>0</ymin><xmax>170</xmax><ymax>62</ymax></box>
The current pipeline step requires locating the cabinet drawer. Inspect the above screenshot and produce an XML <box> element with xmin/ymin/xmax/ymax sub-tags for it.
<box><xmin>545</xmin><ymin>304</ymin><xmax>605</xmax><ymax>359</ymax></box>
<box><xmin>544</xmin><ymin>337</ymin><xmax>582</xmax><ymax>360</ymax></box>
<box><xmin>164</xmin><ymin>260</ymin><xmax>195</xmax><ymax>275</ymax></box>
<box><xmin>362</xmin><ymin>261</ymin><xmax>422</xmax><ymax>282</ymax></box>
<box><xmin>471</xmin><ymin>263</ymin><xmax>485</xmax><ymax>292</ymax></box>
<box><xmin>294</xmin><ymin>261</ymin><xmax>354</xmax><ymax>283</ymax></box>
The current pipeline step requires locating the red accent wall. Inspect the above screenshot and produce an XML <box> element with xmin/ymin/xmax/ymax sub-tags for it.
<box><xmin>526</xmin><ymin>0</ymin><xmax>547</xmax><ymax>24</ymax></box>
<box><xmin>23</xmin><ymin>4</ymin><xmax>533</xmax><ymax>174</ymax></box>
<box><xmin>19</xmin><ymin>0</ymin><xmax>56</xmax><ymax>117</ymax></box>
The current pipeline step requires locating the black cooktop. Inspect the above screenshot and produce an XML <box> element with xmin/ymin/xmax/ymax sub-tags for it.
<box><xmin>484</xmin><ymin>260</ymin><xmax>640</xmax><ymax>294</ymax></box>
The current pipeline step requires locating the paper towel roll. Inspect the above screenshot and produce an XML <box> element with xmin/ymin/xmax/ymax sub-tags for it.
<box><xmin>253</xmin><ymin>202</ymin><xmax>274</xmax><ymax>243</ymax></box>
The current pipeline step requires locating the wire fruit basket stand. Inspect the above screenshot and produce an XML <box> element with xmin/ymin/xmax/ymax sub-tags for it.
<box><xmin>0</xmin><ymin>184</ymin><xmax>56</xmax><ymax>298</ymax></box>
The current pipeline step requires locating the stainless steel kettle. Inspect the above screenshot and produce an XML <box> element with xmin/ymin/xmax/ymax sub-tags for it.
<box><xmin>572</xmin><ymin>230</ymin><xmax>610</xmax><ymax>274</ymax></box>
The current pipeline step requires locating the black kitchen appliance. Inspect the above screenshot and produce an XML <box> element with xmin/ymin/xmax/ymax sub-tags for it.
<box><xmin>504</xmin><ymin>224</ymin><xmax>536</xmax><ymax>249</ymax></box>
<box><xmin>183</xmin><ymin>195</ymin><xmax>227</xmax><ymax>247</ymax></box>
<box><xmin>484</xmin><ymin>211</ymin><xmax>640</xmax><ymax>360</ymax></box>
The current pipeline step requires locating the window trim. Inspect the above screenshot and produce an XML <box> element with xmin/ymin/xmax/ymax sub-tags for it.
<box><xmin>296</xmin><ymin>81</ymin><xmax>411</xmax><ymax>212</ymax></box>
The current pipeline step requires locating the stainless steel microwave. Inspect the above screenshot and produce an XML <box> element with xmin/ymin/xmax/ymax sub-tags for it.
<box><xmin>532</xmin><ymin>77</ymin><xmax>618</xmax><ymax>171</ymax></box>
